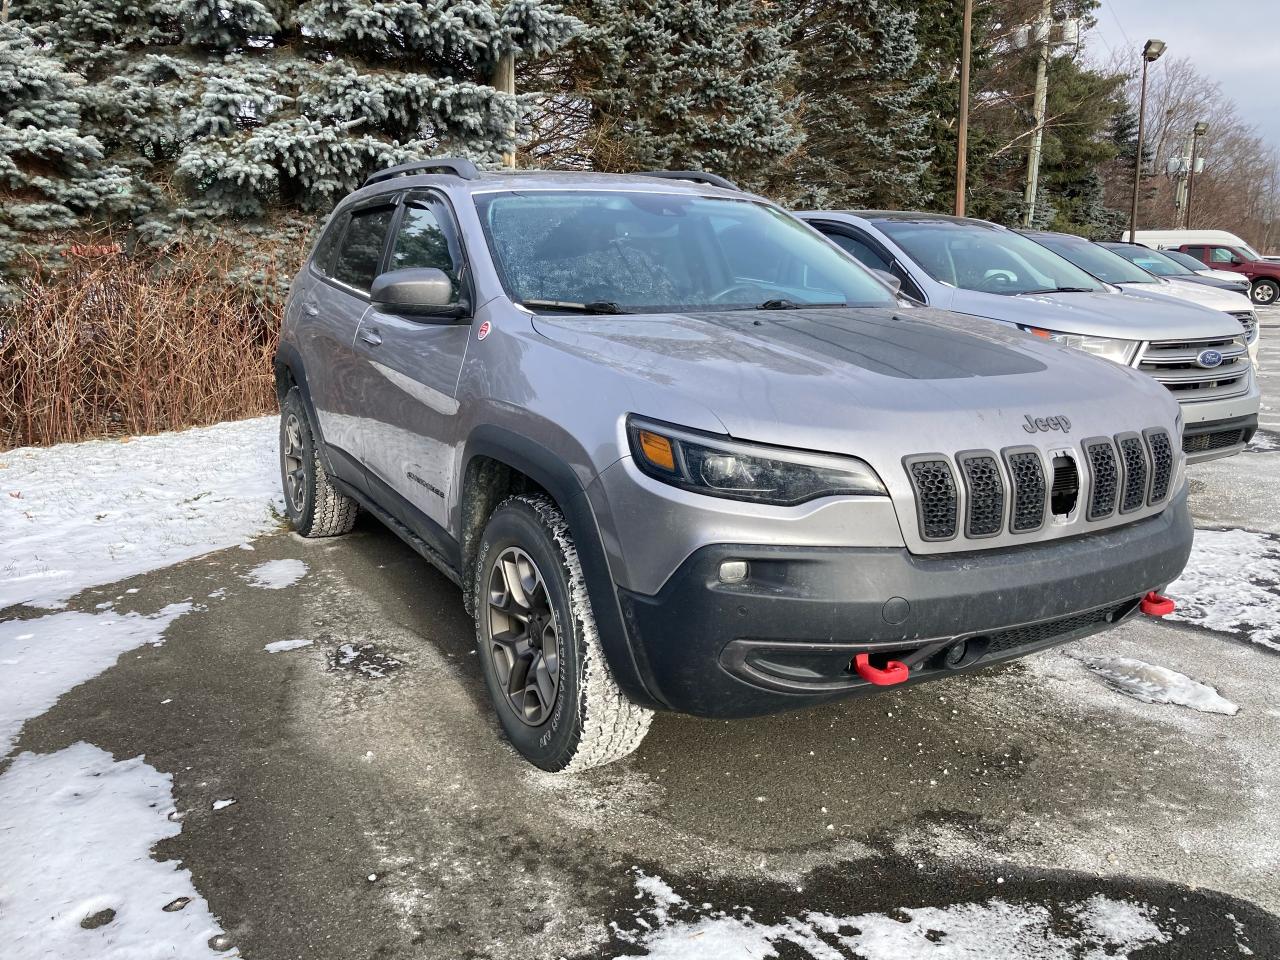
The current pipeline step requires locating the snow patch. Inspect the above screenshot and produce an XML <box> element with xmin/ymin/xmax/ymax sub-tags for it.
<box><xmin>1076</xmin><ymin>656</ymin><xmax>1239</xmax><ymax>715</ymax></box>
<box><xmin>616</xmin><ymin>874</ymin><xmax>1171</xmax><ymax>959</ymax></box>
<box><xmin>0</xmin><ymin>743</ymin><xmax>235</xmax><ymax>959</ymax></box>
<box><xmin>212</xmin><ymin>799</ymin><xmax>236</xmax><ymax>811</ymax></box>
<box><xmin>0</xmin><ymin>604</ymin><xmax>192</xmax><ymax>755</ymax></box>
<box><xmin>243</xmin><ymin>558</ymin><xmax>307</xmax><ymax>590</ymax></box>
<box><xmin>1169</xmin><ymin>528</ymin><xmax>1280</xmax><ymax>650</ymax></box>
<box><xmin>264</xmin><ymin>637</ymin><xmax>314</xmax><ymax>654</ymax></box>
<box><xmin>0</xmin><ymin>418</ymin><xmax>282</xmax><ymax>610</ymax></box>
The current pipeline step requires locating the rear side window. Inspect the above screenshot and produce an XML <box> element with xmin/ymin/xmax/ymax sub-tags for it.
<box><xmin>333</xmin><ymin>206</ymin><xmax>396</xmax><ymax>292</ymax></box>
<box><xmin>310</xmin><ymin>214</ymin><xmax>346</xmax><ymax>275</ymax></box>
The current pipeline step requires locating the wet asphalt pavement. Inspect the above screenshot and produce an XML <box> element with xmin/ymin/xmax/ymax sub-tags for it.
<box><xmin>4</xmin><ymin>314</ymin><xmax>1280</xmax><ymax>959</ymax></box>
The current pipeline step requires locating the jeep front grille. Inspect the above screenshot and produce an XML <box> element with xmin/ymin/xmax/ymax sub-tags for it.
<box><xmin>1137</xmin><ymin>334</ymin><xmax>1250</xmax><ymax>403</ymax></box>
<box><xmin>958</xmin><ymin>452</ymin><xmax>1004</xmax><ymax>538</ymax></box>
<box><xmin>1117</xmin><ymin>434</ymin><xmax>1148</xmax><ymax>512</ymax></box>
<box><xmin>905</xmin><ymin>458</ymin><xmax>958</xmax><ymax>541</ymax></box>
<box><xmin>1004</xmin><ymin>449</ymin><xmax>1046</xmax><ymax>533</ymax></box>
<box><xmin>1083</xmin><ymin>439</ymin><xmax>1118</xmax><ymax>520</ymax></box>
<box><xmin>905</xmin><ymin>428</ymin><xmax>1174</xmax><ymax>544</ymax></box>
<box><xmin>1146</xmin><ymin>429</ymin><xmax>1174</xmax><ymax>503</ymax></box>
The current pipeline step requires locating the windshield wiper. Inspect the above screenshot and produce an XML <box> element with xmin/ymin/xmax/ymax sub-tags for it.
<box><xmin>520</xmin><ymin>298</ymin><xmax>628</xmax><ymax>315</ymax></box>
<box><xmin>1017</xmin><ymin>286</ymin><xmax>1095</xmax><ymax>295</ymax></box>
<box><xmin>755</xmin><ymin>299</ymin><xmax>849</xmax><ymax>310</ymax></box>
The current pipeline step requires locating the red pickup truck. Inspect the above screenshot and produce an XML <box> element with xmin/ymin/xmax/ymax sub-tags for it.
<box><xmin>1177</xmin><ymin>242</ymin><xmax>1280</xmax><ymax>306</ymax></box>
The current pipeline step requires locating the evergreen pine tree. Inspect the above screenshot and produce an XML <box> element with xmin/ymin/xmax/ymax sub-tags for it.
<box><xmin>562</xmin><ymin>0</ymin><xmax>799</xmax><ymax>187</ymax></box>
<box><xmin>778</xmin><ymin>0</ymin><xmax>933</xmax><ymax>209</ymax></box>
<box><xmin>0</xmin><ymin>20</ymin><xmax>134</xmax><ymax>296</ymax></box>
<box><xmin>10</xmin><ymin>0</ymin><xmax>579</xmax><ymax>244</ymax></box>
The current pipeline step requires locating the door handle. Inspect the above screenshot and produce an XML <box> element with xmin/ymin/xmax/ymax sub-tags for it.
<box><xmin>304</xmin><ymin>304</ymin><xmax>320</xmax><ymax>317</ymax></box>
<box><xmin>359</xmin><ymin>328</ymin><xmax>382</xmax><ymax>347</ymax></box>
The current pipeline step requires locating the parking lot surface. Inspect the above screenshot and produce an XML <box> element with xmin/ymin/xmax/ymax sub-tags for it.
<box><xmin>3</xmin><ymin>312</ymin><xmax>1279</xmax><ymax>958</ymax></box>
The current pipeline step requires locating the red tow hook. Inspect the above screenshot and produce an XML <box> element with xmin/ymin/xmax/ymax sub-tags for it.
<box><xmin>1140</xmin><ymin>591</ymin><xmax>1176</xmax><ymax>617</ymax></box>
<box><xmin>854</xmin><ymin>653</ymin><xmax>910</xmax><ymax>686</ymax></box>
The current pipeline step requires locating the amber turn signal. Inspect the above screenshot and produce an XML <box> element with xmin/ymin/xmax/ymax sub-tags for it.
<box><xmin>637</xmin><ymin>430</ymin><xmax>676</xmax><ymax>472</ymax></box>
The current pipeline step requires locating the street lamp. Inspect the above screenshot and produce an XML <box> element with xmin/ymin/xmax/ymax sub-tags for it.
<box><xmin>1128</xmin><ymin>39</ymin><xmax>1166</xmax><ymax>240</ymax></box>
<box><xmin>1186</xmin><ymin>120</ymin><xmax>1208</xmax><ymax>228</ymax></box>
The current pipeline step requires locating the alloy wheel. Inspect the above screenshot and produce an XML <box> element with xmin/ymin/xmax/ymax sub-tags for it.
<box><xmin>486</xmin><ymin>546</ymin><xmax>561</xmax><ymax>726</ymax></box>
<box><xmin>282</xmin><ymin>413</ymin><xmax>307</xmax><ymax>512</ymax></box>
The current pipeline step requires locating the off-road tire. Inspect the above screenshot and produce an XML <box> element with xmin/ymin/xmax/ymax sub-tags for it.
<box><xmin>279</xmin><ymin>387</ymin><xmax>359</xmax><ymax>537</ymax></box>
<box><xmin>1250</xmin><ymin>278</ymin><xmax>1278</xmax><ymax>306</ymax></box>
<box><xmin>474</xmin><ymin>494</ymin><xmax>653</xmax><ymax>772</ymax></box>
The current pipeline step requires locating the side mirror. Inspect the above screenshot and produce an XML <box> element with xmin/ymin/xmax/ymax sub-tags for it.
<box><xmin>371</xmin><ymin>268</ymin><xmax>466</xmax><ymax>317</ymax></box>
<box><xmin>871</xmin><ymin>268</ymin><xmax>903</xmax><ymax>296</ymax></box>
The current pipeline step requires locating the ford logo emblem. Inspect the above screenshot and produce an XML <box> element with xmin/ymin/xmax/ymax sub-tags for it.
<box><xmin>1196</xmin><ymin>349</ymin><xmax>1224</xmax><ymax>369</ymax></box>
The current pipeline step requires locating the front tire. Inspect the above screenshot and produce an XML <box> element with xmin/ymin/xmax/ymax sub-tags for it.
<box><xmin>279</xmin><ymin>387</ymin><xmax>358</xmax><ymax>537</ymax></box>
<box><xmin>474</xmin><ymin>494</ymin><xmax>652</xmax><ymax>772</ymax></box>
<box><xmin>1250</xmin><ymin>278</ymin><xmax>1278</xmax><ymax>306</ymax></box>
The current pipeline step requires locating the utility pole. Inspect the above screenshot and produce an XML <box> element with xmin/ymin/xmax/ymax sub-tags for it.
<box><xmin>1021</xmin><ymin>0</ymin><xmax>1052</xmax><ymax>227</ymax></box>
<box><xmin>1128</xmin><ymin>39</ymin><xmax>1166</xmax><ymax>241</ymax></box>
<box><xmin>955</xmin><ymin>0</ymin><xmax>974</xmax><ymax>216</ymax></box>
<box><xmin>491</xmin><ymin>51</ymin><xmax>516</xmax><ymax>170</ymax></box>
<box><xmin>1186</xmin><ymin>120</ymin><xmax>1208</xmax><ymax>228</ymax></box>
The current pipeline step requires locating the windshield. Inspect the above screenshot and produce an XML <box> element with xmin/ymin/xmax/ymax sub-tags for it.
<box><xmin>874</xmin><ymin>219</ymin><xmax>1105</xmax><ymax>295</ymax></box>
<box><xmin>474</xmin><ymin>191</ymin><xmax>896</xmax><ymax>312</ymax></box>
<box><xmin>1103</xmin><ymin>244</ymin><xmax>1194</xmax><ymax>277</ymax></box>
<box><xmin>1238</xmin><ymin>243</ymin><xmax>1264</xmax><ymax>261</ymax></box>
<box><xmin>1031</xmin><ymin>236</ymin><xmax>1157</xmax><ymax>284</ymax></box>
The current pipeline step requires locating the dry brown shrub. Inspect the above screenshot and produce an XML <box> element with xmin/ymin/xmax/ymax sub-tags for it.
<box><xmin>0</xmin><ymin>239</ymin><xmax>285</xmax><ymax>450</ymax></box>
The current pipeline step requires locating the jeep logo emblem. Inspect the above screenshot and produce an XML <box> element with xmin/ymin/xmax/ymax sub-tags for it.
<box><xmin>1022</xmin><ymin>414</ymin><xmax>1071</xmax><ymax>434</ymax></box>
<box><xmin>1196</xmin><ymin>349</ymin><xmax>1223</xmax><ymax>369</ymax></box>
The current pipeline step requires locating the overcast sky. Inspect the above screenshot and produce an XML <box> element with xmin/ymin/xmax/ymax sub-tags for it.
<box><xmin>1086</xmin><ymin>0</ymin><xmax>1277</xmax><ymax>146</ymax></box>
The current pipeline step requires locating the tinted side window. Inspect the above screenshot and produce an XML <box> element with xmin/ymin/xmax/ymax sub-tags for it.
<box><xmin>1184</xmin><ymin>245</ymin><xmax>1208</xmax><ymax>262</ymax></box>
<box><xmin>828</xmin><ymin>232</ymin><xmax>891</xmax><ymax>272</ymax></box>
<box><xmin>333</xmin><ymin>206</ymin><xmax>395</xmax><ymax>292</ymax></box>
<box><xmin>311</xmin><ymin>213</ymin><xmax>346</xmax><ymax>276</ymax></box>
<box><xmin>390</xmin><ymin>196</ymin><xmax>462</xmax><ymax>300</ymax></box>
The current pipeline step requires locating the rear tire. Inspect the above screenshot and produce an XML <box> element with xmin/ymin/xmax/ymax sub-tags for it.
<box><xmin>1250</xmin><ymin>278</ymin><xmax>1278</xmax><ymax>306</ymax></box>
<box><xmin>474</xmin><ymin>494</ymin><xmax>652</xmax><ymax>772</ymax></box>
<box><xmin>279</xmin><ymin>387</ymin><xmax>358</xmax><ymax>537</ymax></box>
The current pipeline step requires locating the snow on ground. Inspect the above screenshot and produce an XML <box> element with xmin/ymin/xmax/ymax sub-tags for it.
<box><xmin>1169</xmin><ymin>528</ymin><xmax>1280</xmax><ymax>651</ymax></box>
<box><xmin>0</xmin><ymin>743</ymin><xmax>235</xmax><ymax>960</ymax></box>
<box><xmin>1075</xmin><ymin>655</ymin><xmax>1239</xmax><ymax>715</ymax></box>
<box><xmin>0</xmin><ymin>603</ymin><xmax>192</xmax><ymax>755</ymax></box>
<box><xmin>264</xmin><ymin>637</ymin><xmax>314</xmax><ymax>653</ymax></box>
<box><xmin>243</xmin><ymin>558</ymin><xmax>308</xmax><ymax>590</ymax></box>
<box><xmin>0</xmin><ymin>417</ymin><xmax>281</xmax><ymax>610</ymax></box>
<box><xmin>611</xmin><ymin>873</ymin><xmax>1171</xmax><ymax>959</ymax></box>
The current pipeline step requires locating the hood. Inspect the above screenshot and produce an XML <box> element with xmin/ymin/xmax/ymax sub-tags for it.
<box><xmin>1117</xmin><ymin>278</ymin><xmax>1253</xmax><ymax>313</ymax></box>
<box><xmin>1198</xmin><ymin>266</ymin><xmax>1249</xmax><ymax>283</ymax></box>
<box><xmin>946</xmin><ymin>286</ymin><xmax>1241</xmax><ymax>340</ymax></box>
<box><xmin>530</xmin><ymin>306</ymin><xmax>1178</xmax><ymax>458</ymax></box>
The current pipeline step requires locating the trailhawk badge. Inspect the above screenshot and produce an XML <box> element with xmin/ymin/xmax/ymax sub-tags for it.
<box><xmin>1022</xmin><ymin>414</ymin><xmax>1071</xmax><ymax>434</ymax></box>
<box><xmin>477</xmin><ymin>320</ymin><xmax>491</xmax><ymax>340</ymax></box>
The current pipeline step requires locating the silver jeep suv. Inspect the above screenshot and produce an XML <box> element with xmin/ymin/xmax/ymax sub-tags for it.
<box><xmin>276</xmin><ymin>160</ymin><xmax>1193</xmax><ymax>772</ymax></box>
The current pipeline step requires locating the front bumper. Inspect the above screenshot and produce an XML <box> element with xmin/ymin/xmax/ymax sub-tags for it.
<box><xmin>617</xmin><ymin>487</ymin><xmax>1193</xmax><ymax>718</ymax></box>
<box><xmin>1175</xmin><ymin>375</ymin><xmax>1261</xmax><ymax>463</ymax></box>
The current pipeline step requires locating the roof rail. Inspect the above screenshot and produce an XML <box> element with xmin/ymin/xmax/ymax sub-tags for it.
<box><xmin>637</xmin><ymin>170</ymin><xmax>740</xmax><ymax>191</ymax></box>
<box><xmin>362</xmin><ymin>157</ymin><xmax>481</xmax><ymax>188</ymax></box>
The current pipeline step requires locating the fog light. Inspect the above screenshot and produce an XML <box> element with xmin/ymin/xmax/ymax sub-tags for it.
<box><xmin>719</xmin><ymin>560</ymin><xmax>749</xmax><ymax>583</ymax></box>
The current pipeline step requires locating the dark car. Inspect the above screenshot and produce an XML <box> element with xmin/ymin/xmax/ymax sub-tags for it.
<box><xmin>1099</xmin><ymin>243</ymin><xmax>1252</xmax><ymax>295</ymax></box>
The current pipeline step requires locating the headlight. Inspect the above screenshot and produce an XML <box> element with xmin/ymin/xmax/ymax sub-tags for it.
<box><xmin>1025</xmin><ymin>328</ymin><xmax>1140</xmax><ymax>365</ymax></box>
<box><xmin>627</xmin><ymin>417</ymin><xmax>887</xmax><ymax>505</ymax></box>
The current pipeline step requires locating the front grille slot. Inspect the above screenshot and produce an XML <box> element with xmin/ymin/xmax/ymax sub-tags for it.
<box><xmin>1117</xmin><ymin>433</ymin><xmax>1148</xmax><ymax>512</ymax></box>
<box><xmin>1003</xmin><ymin>448</ymin><xmax>1046</xmax><ymax>533</ymax></box>
<box><xmin>1082</xmin><ymin>439</ymin><xmax>1118</xmax><ymax>520</ymax></box>
<box><xmin>1230</xmin><ymin>311</ymin><xmax>1259</xmax><ymax>344</ymax></box>
<box><xmin>1145</xmin><ymin>429</ymin><xmax>1173</xmax><ymax>503</ymax></box>
<box><xmin>1137</xmin><ymin>334</ymin><xmax>1251</xmax><ymax>402</ymax></box>
<box><xmin>985</xmin><ymin>605</ymin><xmax>1118</xmax><ymax>655</ymax></box>
<box><xmin>905</xmin><ymin>458</ymin><xmax>958</xmax><ymax>541</ymax></box>
<box><xmin>958</xmin><ymin>452</ymin><xmax>1004</xmax><ymax>538</ymax></box>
